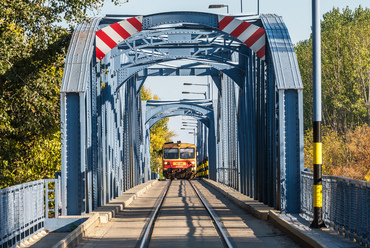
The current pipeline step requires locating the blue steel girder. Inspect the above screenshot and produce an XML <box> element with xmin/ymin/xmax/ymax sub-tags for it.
<box><xmin>114</xmin><ymin>29</ymin><xmax>243</xmax><ymax>48</ymax></box>
<box><xmin>120</xmin><ymin>49</ymin><xmax>235</xmax><ymax>71</ymax></box>
<box><xmin>114</xmin><ymin>30</ymin><xmax>246</xmax><ymax>67</ymax></box>
<box><xmin>138</xmin><ymin>63</ymin><xmax>223</xmax><ymax>78</ymax></box>
<box><xmin>145</xmin><ymin>100</ymin><xmax>213</xmax><ymax>128</ymax></box>
<box><xmin>109</xmin><ymin>28</ymin><xmax>247</xmax><ymax>91</ymax></box>
<box><xmin>147</xmin><ymin>109</ymin><xmax>210</xmax><ymax>129</ymax></box>
<box><xmin>145</xmin><ymin>102</ymin><xmax>213</xmax><ymax>122</ymax></box>
<box><xmin>117</xmin><ymin>58</ymin><xmax>243</xmax><ymax>94</ymax></box>
<box><xmin>135</xmin><ymin>64</ymin><xmax>223</xmax><ymax>94</ymax></box>
<box><xmin>145</xmin><ymin>99</ymin><xmax>212</xmax><ymax>107</ymax></box>
<box><xmin>261</xmin><ymin>14</ymin><xmax>304</xmax><ymax>213</ymax></box>
<box><xmin>261</xmin><ymin>15</ymin><xmax>303</xmax><ymax>90</ymax></box>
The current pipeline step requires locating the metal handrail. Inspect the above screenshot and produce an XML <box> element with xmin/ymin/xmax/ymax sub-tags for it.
<box><xmin>301</xmin><ymin>171</ymin><xmax>370</xmax><ymax>246</ymax></box>
<box><xmin>0</xmin><ymin>178</ymin><xmax>59</xmax><ymax>248</ymax></box>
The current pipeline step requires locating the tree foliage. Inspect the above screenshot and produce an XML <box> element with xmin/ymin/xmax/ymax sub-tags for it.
<box><xmin>296</xmin><ymin>6</ymin><xmax>370</xmax><ymax>133</ymax></box>
<box><xmin>0</xmin><ymin>0</ymin><xmax>117</xmax><ymax>188</ymax></box>
<box><xmin>297</xmin><ymin>6</ymin><xmax>370</xmax><ymax>181</ymax></box>
<box><xmin>141</xmin><ymin>87</ymin><xmax>175</xmax><ymax>173</ymax></box>
<box><xmin>304</xmin><ymin>124</ymin><xmax>370</xmax><ymax>181</ymax></box>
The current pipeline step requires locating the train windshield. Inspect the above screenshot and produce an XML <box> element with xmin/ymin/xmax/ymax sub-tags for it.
<box><xmin>163</xmin><ymin>148</ymin><xmax>179</xmax><ymax>159</ymax></box>
<box><xmin>180</xmin><ymin>148</ymin><xmax>195</xmax><ymax>159</ymax></box>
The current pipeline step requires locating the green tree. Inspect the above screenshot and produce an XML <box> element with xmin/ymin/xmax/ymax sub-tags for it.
<box><xmin>295</xmin><ymin>39</ymin><xmax>313</xmax><ymax>130</ymax></box>
<box><xmin>0</xmin><ymin>0</ymin><xmax>119</xmax><ymax>188</ymax></box>
<box><xmin>298</xmin><ymin>6</ymin><xmax>370</xmax><ymax>181</ymax></box>
<box><xmin>141</xmin><ymin>87</ymin><xmax>175</xmax><ymax>173</ymax></box>
<box><xmin>296</xmin><ymin>6</ymin><xmax>370</xmax><ymax>133</ymax></box>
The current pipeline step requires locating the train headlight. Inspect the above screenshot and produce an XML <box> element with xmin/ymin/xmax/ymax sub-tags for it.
<box><xmin>191</xmin><ymin>161</ymin><xmax>195</xmax><ymax>165</ymax></box>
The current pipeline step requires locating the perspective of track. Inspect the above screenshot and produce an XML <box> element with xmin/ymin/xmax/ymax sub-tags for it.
<box><xmin>140</xmin><ymin>180</ymin><xmax>232</xmax><ymax>248</ymax></box>
<box><xmin>76</xmin><ymin>179</ymin><xmax>301</xmax><ymax>248</ymax></box>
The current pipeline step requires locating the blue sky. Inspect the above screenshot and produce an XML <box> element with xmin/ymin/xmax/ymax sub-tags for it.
<box><xmin>97</xmin><ymin>0</ymin><xmax>370</xmax><ymax>143</ymax></box>
<box><xmin>97</xmin><ymin>0</ymin><xmax>370</xmax><ymax>44</ymax></box>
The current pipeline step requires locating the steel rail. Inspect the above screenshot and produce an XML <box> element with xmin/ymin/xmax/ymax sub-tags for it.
<box><xmin>189</xmin><ymin>180</ymin><xmax>234</xmax><ymax>248</ymax></box>
<box><xmin>138</xmin><ymin>180</ymin><xmax>171</xmax><ymax>248</ymax></box>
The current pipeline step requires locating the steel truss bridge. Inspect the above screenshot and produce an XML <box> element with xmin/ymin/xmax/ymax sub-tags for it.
<box><xmin>3</xmin><ymin>11</ymin><xmax>370</xmax><ymax>248</ymax></box>
<box><xmin>59</xmin><ymin>11</ymin><xmax>303</xmax><ymax>216</ymax></box>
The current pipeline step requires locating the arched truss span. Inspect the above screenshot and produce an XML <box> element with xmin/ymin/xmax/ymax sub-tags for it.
<box><xmin>135</xmin><ymin>64</ymin><xmax>222</xmax><ymax>94</ymax></box>
<box><xmin>115</xmin><ymin>29</ymin><xmax>247</xmax><ymax>68</ymax></box>
<box><xmin>145</xmin><ymin>101</ymin><xmax>213</xmax><ymax>129</ymax></box>
<box><xmin>100</xmin><ymin>17</ymin><xmax>261</xmax><ymax>93</ymax></box>
<box><xmin>121</xmin><ymin>59</ymin><xmax>238</xmax><ymax>94</ymax></box>
<box><xmin>147</xmin><ymin>109</ymin><xmax>209</xmax><ymax>129</ymax></box>
<box><xmin>111</xmin><ymin>27</ymin><xmax>248</xmax><ymax>93</ymax></box>
<box><xmin>117</xmin><ymin>57</ymin><xmax>242</xmax><ymax>87</ymax></box>
<box><xmin>97</xmin><ymin>12</ymin><xmax>265</xmax><ymax>62</ymax></box>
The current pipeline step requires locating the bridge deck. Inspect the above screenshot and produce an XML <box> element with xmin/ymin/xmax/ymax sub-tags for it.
<box><xmin>23</xmin><ymin>180</ymin><xmax>359</xmax><ymax>248</ymax></box>
<box><xmin>77</xmin><ymin>181</ymin><xmax>168</xmax><ymax>247</ymax></box>
<box><xmin>78</xmin><ymin>179</ymin><xmax>300</xmax><ymax>248</ymax></box>
<box><xmin>148</xmin><ymin>180</ymin><xmax>223</xmax><ymax>248</ymax></box>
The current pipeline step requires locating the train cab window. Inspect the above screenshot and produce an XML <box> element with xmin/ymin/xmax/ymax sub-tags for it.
<box><xmin>180</xmin><ymin>148</ymin><xmax>195</xmax><ymax>159</ymax></box>
<box><xmin>163</xmin><ymin>148</ymin><xmax>179</xmax><ymax>159</ymax></box>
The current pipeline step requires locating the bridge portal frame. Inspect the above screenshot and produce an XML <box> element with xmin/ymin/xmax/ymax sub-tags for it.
<box><xmin>60</xmin><ymin>12</ymin><xmax>303</xmax><ymax>215</ymax></box>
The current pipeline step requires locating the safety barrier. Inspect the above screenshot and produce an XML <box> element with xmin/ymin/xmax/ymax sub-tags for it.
<box><xmin>0</xmin><ymin>179</ymin><xmax>59</xmax><ymax>248</ymax></box>
<box><xmin>196</xmin><ymin>159</ymin><xmax>209</xmax><ymax>178</ymax></box>
<box><xmin>301</xmin><ymin>171</ymin><xmax>370</xmax><ymax>246</ymax></box>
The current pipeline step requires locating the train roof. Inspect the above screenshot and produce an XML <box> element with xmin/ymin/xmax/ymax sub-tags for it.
<box><xmin>162</xmin><ymin>142</ymin><xmax>196</xmax><ymax>148</ymax></box>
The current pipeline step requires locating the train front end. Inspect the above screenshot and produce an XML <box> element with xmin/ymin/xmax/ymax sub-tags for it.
<box><xmin>162</xmin><ymin>142</ymin><xmax>196</xmax><ymax>179</ymax></box>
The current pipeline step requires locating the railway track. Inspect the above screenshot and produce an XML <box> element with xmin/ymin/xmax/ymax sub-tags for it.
<box><xmin>77</xmin><ymin>179</ymin><xmax>301</xmax><ymax>248</ymax></box>
<box><xmin>138</xmin><ymin>179</ymin><xmax>233</xmax><ymax>248</ymax></box>
<box><xmin>138</xmin><ymin>180</ymin><xmax>171</xmax><ymax>248</ymax></box>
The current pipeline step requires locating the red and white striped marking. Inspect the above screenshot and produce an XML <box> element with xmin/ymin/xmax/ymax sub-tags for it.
<box><xmin>218</xmin><ymin>15</ymin><xmax>266</xmax><ymax>60</ymax></box>
<box><xmin>96</xmin><ymin>16</ymin><xmax>143</xmax><ymax>61</ymax></box>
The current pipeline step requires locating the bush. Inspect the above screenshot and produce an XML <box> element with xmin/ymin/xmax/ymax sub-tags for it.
<box><xmin>304</xmin><ymin>124</ymin><xmax>370</xmax><ymax>181</ymax></box>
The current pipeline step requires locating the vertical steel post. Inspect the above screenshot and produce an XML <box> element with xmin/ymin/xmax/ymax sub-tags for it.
<box><xmin>311</xmin><ymin>0</ymin><xmax>324</xmax><ymax>228</ymax></box>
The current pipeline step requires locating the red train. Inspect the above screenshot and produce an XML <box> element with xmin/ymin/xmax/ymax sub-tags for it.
<box><xmin>162</xmin><ymin>141</ymin><xmax>197</xmax><ymax>179</ymax></box>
